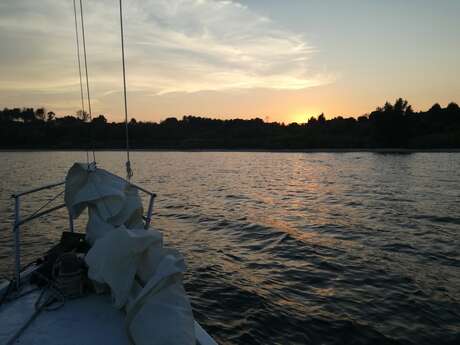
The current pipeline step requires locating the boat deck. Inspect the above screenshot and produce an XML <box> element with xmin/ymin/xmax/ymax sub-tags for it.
<box><xmin>0</xmin><ymin>283</ymin><xmax>214</xmax><ymax>345</ymax></box>
<box><xmin>1</xmin><ymin>288</ymin><xmax>128</xmax><ymax>345</ymax></box>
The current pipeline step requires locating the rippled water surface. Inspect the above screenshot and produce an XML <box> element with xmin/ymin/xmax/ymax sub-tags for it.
<box><xmin>1</xmin><ymin>151</ymin><xmax>459</xmax><ymax>345</ymax></box>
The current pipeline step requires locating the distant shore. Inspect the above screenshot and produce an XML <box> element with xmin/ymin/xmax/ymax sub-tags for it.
<box><xmin>2</xmin><ymin>100</ymin><xmax>460</xmax><ymax>150</ymax></box>
<box><xmin>1</xmin><ymin>148</ymin><xmax>459</xmax><ymax>153</ymax></box>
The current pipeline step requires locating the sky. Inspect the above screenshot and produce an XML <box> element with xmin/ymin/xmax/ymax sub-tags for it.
<box><xmin>0</xmin><ymin>0</ymin><xmax>459</xmax><ymax>123</ymax></box>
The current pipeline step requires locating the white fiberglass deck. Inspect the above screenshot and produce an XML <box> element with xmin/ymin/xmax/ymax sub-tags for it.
<box><xmin>0</xmin><ymin>282</ymin><xmax>215</xmax><ymax>345</ymax></box>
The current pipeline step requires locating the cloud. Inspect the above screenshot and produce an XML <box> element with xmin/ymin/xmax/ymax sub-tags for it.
<box><xmin>0</xmin><ymin>0</ymin><xmax>333</xmax><ymax>114</ymax></box>
<box><xmin>124</xmin><ymin>0</ymin><xmax>332</xmax><ymax>93</ymax></box>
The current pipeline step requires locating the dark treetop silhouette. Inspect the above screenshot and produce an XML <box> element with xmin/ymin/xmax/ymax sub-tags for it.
<box><xmin>1</xmin><ymin>99</ymin><xmax>459</xmax><ymax>150</ymax></box>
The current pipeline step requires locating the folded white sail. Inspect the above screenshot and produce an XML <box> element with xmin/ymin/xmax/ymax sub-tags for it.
<box><xmin>65</xmin><ymin>163</ymin><xmax>195</xmax><ymax>345</ymax></box>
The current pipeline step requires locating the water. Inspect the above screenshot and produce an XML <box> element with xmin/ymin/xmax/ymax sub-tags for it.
<box><xmin>0</xmin><ymin>151</ymin><xmax>459</xmax><ymax>344</ymax></box>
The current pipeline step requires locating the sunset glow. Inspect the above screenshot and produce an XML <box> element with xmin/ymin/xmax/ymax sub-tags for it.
<box><xmin>289</xmin><ymin>109</ymin><xmax>323</xmax><ymax>124</ymax></box>
<box><xmin>0</xmin><ymin>0</ymin><xmax>459</xmax><ymax>122</ymax></box>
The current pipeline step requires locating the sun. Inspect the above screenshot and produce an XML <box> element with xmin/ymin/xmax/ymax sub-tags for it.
<box><xmin>289</xmin><ymin>109</ymin><xmax>321</xmax><ymax>124</ymax></box>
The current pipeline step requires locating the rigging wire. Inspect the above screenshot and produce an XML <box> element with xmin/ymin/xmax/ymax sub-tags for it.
<box><xmin>72</xmin><ymin>0</ymin><xmax>89</xmax><ymax>164</ymax></box>
<box><xmin>72</xmin><ymin>0</ymin><xmax>133</xmax><ymax>177</ymax></box>
<box><xmin>78</xmin><ymin>0</ymin><xmax>96</xmax><ymax>164</ymax></box>
<box><xmin>119</xmin><ymin>0</ymin><xmax>133</xmax><ymax>180</ymax></box>
<box><xmin>26</xmin><ymin>189</ymin><xmax>66</xmax><ymax>221</ymax></box>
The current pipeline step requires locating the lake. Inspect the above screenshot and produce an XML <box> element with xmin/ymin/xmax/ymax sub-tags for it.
<box><xmin>0</xmin><ymin>151</ymin><xmax>459</xmax><ymax>344</ymax></box>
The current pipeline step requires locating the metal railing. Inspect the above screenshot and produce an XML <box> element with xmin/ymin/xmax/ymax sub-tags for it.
<box><xmin>11</xmin><ymin>174</ymin><xmax>156</xmax><ymax>290</ymax></box>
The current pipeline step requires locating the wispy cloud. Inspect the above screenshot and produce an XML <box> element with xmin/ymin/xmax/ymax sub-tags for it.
<box><xmin>0</xmin><ymin>0</ymin><xmax>333</xmax><ymax>114</ymax></box>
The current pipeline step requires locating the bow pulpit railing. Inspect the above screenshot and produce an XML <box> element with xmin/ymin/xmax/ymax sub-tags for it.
<box><xmin>11</xmin><ymin>176</ymin><xmax>156</xmax><ymax>290</ymax></box>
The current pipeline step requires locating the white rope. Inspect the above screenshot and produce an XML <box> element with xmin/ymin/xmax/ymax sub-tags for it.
<box><xmin>119</xmin><ymin>0</ymin><xmax>133</xmax><ymax>180</ymax></box>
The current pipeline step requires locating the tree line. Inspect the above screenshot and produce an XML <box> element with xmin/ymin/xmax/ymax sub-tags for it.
<box><xmin>1</xmin><ymin>98</ymin><xmax>459</xmax><ymax>149</ymax></box>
